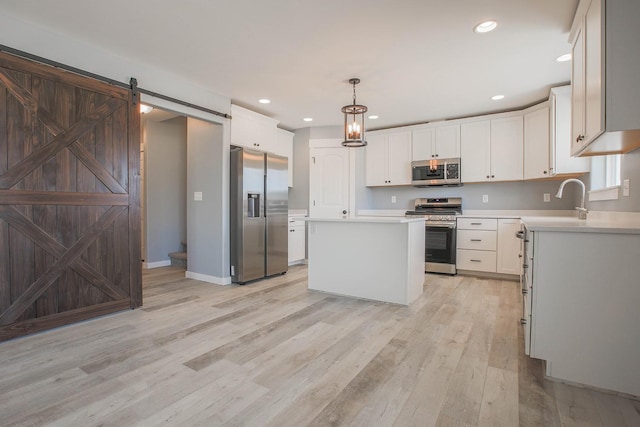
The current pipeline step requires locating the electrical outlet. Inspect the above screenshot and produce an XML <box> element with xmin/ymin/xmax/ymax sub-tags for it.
<box><xmin>544</xmin><ymin>193</ymin><xmax>551</xmax><ymax>202</ymax></box>
<box><xmin>391</xmin><ymin>195</ymin><xmax>397</xmax><ymax>204</ymax></box>
<box><xmin>482</xmin><ymin>194</ymin><xmax>489</xmax><ymax>203</ymax></box>
<box><xmin>623</xmin><ymin>179</ymin><xmax>630</xmax><ymax>197</ymax></box>
<box><xmin>194</xmin><ymin>191</ymin><xmax>203</xmax><ymax>201</ymax></box>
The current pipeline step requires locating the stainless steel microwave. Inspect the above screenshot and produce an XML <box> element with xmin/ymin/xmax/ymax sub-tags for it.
<box><xmin>411</xmin><ymin>158</ymin><xmax>461</xmax><ymax>186</ymax></box>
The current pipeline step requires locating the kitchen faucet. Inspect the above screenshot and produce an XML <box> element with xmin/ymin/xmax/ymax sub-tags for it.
<box><xmin>555</xmin><ymin>178</ymin><xmax>588</xmax><ymax>220</ymax></box>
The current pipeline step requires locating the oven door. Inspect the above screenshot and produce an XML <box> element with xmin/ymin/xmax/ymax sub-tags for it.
<box><xmin>424</xmin><ymin>222</ymin><xmax>457</xmax><ymax>274</ymax></box>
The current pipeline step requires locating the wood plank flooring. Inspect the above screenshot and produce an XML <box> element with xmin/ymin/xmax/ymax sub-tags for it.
<box><xmin>1</xmin><ymin>266</ymin><xmax>639</xmax><ymax>426</ymax></box>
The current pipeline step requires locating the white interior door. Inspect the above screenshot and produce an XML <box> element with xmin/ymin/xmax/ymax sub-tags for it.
<box><xmin>309</xmin><ymin>147</ymin><xmax>350</xmax><ymax>218</ymax></box>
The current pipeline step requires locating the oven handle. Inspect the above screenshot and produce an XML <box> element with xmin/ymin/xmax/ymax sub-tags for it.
<box><xmin>425</xmin><ymin>223</ymin><xmax>456</xmax><ymax>229</ymax></box>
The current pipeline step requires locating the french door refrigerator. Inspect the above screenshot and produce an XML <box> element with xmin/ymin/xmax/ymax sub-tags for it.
<box><xmin>230</xmin><ymin>146</ymin><xmax>288</xmax><ymax>284</ymax></box>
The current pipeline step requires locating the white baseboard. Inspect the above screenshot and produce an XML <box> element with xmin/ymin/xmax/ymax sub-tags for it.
<box><xmin>185</xmin><ymin>270</ymin><xmax>232</xmax><ymax>285</ymax></box>
<box><xmin>144</xmin><ymin>260</ymin><xmax>171</xmax><ymax>269</ymax></box>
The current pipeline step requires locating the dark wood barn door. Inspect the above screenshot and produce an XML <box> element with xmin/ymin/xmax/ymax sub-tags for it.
<box><xmin>0</xmin><ymin>52</ymin><xmax>141</xmax><ymax>341</ymax></box>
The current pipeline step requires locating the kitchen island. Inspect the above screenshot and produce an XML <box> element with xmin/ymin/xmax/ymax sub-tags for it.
<box><xmin>304</xmin><ymin>216</ymin><xmax>425</xmax><ymax>305</ymax></box>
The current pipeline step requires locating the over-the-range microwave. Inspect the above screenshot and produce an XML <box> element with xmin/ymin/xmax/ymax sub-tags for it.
<box><xmin>411</xmin><ymin>157</ymin><xmax>461</xmax><ymax>187</ymax></box>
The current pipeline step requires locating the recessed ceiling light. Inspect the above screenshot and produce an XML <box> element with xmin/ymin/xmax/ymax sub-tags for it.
<box><xmin>258</xmin><ymin>98</ymin><xmax>271</xmax><ymax>104</ymax></box>
<box><xmin>303</xmin><ymin>117</ymin><xmax>313</xmax><ymax>122</ymax></box>
<box><xmin>368</xmin><ymin>115</ymin><xmax>379</xmax><ymax>120</ymax></box>
<box><xmin>491</xmin><ymin>94</ymin><xmax>505</xmax><ymax>101</ymax></box>
<box><xmin>474</xmin><ymin>20</ymin><xmax>498</xmax><ymax>34</ymax></box>
<box><xmin>556</xmin><ymin>53</ymin><xmax>572</xmax><ymax>62</ymax></box>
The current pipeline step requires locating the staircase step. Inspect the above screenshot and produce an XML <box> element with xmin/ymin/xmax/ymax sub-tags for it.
<box><xmin>169</xmin><ymin>251</ymin><xmax>187</xmax><ymax>267</ymax></box>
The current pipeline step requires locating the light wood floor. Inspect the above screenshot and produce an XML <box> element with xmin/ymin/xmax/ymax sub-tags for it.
<box><xmin>1</xmin><ymin>266</ymin><xmax>639</xmax><ymax>426</ymax></box>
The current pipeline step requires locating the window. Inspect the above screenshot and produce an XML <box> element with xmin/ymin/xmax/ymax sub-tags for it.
<box><xmin>589</xmin><ymin>154</ymin><xmax>621</xmax><ymax>201</ymax></box>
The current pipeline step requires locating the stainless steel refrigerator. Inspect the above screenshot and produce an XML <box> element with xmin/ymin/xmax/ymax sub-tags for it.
<box><xmin>230</xmin><ymin>146</ymin><xmax>288</xmax><ymax>284</ymax></box>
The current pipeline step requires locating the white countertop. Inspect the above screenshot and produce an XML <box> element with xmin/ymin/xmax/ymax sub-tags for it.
<box><xmin>303</xmin><ymin>216</ymin><xmax>425</xmax><ymax>224</ymax></box>
<box><xmin>521</xmin><ymin>216</ymin><xmax>640</xmax><ymax>234</ymax></box>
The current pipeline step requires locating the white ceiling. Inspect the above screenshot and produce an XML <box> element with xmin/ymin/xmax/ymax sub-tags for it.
<box><xmin>0</xmin><ymin>0</ymin><xmax>578</xmax><ymax>131</ymax></box>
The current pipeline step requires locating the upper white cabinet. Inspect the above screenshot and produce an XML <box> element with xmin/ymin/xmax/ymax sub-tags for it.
<box><xmin>461</xmin><ymin>115</ymin><xmax>523</xmax><ymax>183</ymax></box>
<box><xmin>570</xmin><ymin>0</ymin><xmax>640</xmax><ymax>156</ymax></box>
<box><xmin>230</xmin><ymin>104</ymin><xmax>278</xmax><ymax>153</ymax></box>
<box><xmin>460</xmin><ymin>121</ymin><xmax>491</xmax><ymax>183</ymax></box>
<box><xmin>549</xmin><ymin>86</ymin><xmax>590</xmax><ymax>176</ymax></box>
<box><xmin>366</xmin><ymin>130</ymin><xmax>412</xmax><ymax>186</ymax></box>
<box><xmin>411</xmin><ymin>124</ymin><xmax>460</xmax><ymax>161</ymax></box>
<box><xmin>276</xmin><ymin>128</ymin><xmax>294</xmax><ymax>187</ymax></box>
<box><xmin>523</xmin><ymin>104</ymin><xmax>551</xmax><ymax>180</ymax></box>
<box><xmin>491</xmin><ymin>116</ymin><xmax>524</xmax><ymax>181</ymax></box>
<box><xmin>523</xmin><ymin>88</ymin><xmax>589</xmax><ymax>180</ymax></box>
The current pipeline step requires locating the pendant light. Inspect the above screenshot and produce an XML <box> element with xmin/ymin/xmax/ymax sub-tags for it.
<box><xmin>341</xmin><ymin>78</ymin><xmax>368</xmax><ymax>147</ymax></box>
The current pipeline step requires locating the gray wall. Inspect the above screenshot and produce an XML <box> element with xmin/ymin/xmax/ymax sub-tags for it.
<box><xmin>187</xmin><ymin>118</ymin><xmax>226</xmax><ymax>279</ymax></box>
<box><xmin>288</xmin><ymin>128</ymin><xmax>311</xmax><ymax>210</ymax></box>
<box><xmin>144</xmin><ymin>117</ymin><xmax>187</xmax><ymax>263</ymax></box>
<box><xmin>584</xmin><ymin>148</ymin><xmax>640</xmax><ymax>212</ymax></box>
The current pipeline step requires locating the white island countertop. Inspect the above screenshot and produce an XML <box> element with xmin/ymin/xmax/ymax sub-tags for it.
<box><xmin>521</xmin><ymin>216</ymin><xmax>640</xmax><ymax>234</ymax></box>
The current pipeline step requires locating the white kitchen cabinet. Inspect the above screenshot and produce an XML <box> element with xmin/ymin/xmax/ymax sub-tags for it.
<box><xmin>411</xmin><ymin>124</ymin><xmax>460</xmax><ymax>161</ymax></box>
<box><xmin>366</xmin><ymin>130</ymin><xmax>412</xmax><ymax>186</ymax></box>
<box><xmin>277</xmin><ymin>128</ymin><xmax>294</xmax><ymax>187</ymax></box>
<box><xmin>490</xmin><ymin>116</ymin><xmax>523</xmax><ymax>182</ymax></box>
<box><xmin>230</xmin><ymin>104</ymin><xmax>278</xmax><ymax>153</ymax></box>
<box><xmin>549</xmin><ymin>86</ymin><xmax>589</xmax><ymax>176</ymax></box>
<box><xmin>460</xmin><ymin>120</ymin><xmax>491</xmax><ymax>183</ymax></box>
<box><xmin>456</xmin><ymin>217</ymin><xmax>497</xmax><ymax>273</ymax></box>
<box><xmin>288</xmin><ymin>217</ymin><xmax>306</xmax><ymax>264</ymax></box>
<box><xmin>522</xmin><ymin>226</ymin><xmax>640</xmax><ymax>396</ymax></box>
<box><xmin>523</xmin><ymin>89</ymin><xmax>589</xmax><ymax>181</ymax></box>
<box><xmin>523</xmin><ymin>105</ymin><xmax>550</xmax><ymax>180</ymax></box>
<box><xmin>460</xmin><ymin>115</ymin><xmax>523</xmax><ymax>183</ymax></box>
<box><xmin>570</xmin><ymin>0</ymin><xmax>640</xmax><ymax>155</ymax></box>
<box><xmin>496</xmin><ymin>219</ymin><xmax>521</xmax><ymax>275</ymax></box>
<box><xmin>570</xmin><ymin>0</ymin><xmax>603</xmax><ymax>155</ymax></box>
<box><xmin>457</xmin><ymin>217</ymin><xmax>520</xmax><ymax>277</ymax></box>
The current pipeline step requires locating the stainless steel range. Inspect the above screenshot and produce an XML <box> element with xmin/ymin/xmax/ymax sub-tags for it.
<box><xmin>406</xmin><ymin>197</ymin><xmax>462</xmax><ymax>275</ymax></box>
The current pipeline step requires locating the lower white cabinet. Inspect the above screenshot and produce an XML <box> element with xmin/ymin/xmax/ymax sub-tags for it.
<box><xmin>523</xmin><ymin>227</ymin><xmax>640</xmax><ymax>396</ymax></box>
<box><xmin>288</xmin><ymin>217</ymin><xmax>306</xmax><ymax>264</ymax></box>
<box><xmin>496</xmin><ymin>219</ymin><xmax>521</xmax><ymax>275</ymax></box>
<box><xmin>457</xmin><ymin>217</ymin><xmax>520</xmax><ymax>276</ymax></box>
<box><xmin>456</xmin><ymin>218</ymin><xmax>497</xmax><ymax>273</ymax></box>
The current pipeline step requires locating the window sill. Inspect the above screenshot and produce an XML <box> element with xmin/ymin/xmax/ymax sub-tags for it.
<box><xmin>588</xmin><ymin>186</ymin><xmax>620</xmax><ymax>202</ymax></box>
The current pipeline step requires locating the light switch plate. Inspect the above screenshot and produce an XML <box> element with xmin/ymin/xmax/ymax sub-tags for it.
<box><xmin>544</xmin><ymin>193</ymin><xmax>550</xmax><ymax>202</ymax></box>
<box><xmin>194</xmin><ymin>191</ymin><xmax>203</xmax><ymax>201</ymax></box>
<box><xmin>391</xmin><ymin>195</ymin><xmax>397</xmax><ymax>204</ymax></box>
<box><xmin>623</xmin><ymin>179</ymin><xmax>630</xmax><ymax>197</ymax></box>
<box><xmin>482</xmin><ymin>194</ymin><xmax>489</xmax><ymax>203</ymax></box>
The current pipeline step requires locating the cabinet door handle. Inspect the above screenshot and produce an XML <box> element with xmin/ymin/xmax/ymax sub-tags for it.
<box><xmin>491</xmin><ymin>175</ymin><xmax>495</xmax><ymax>178</ymax></box>
<box><xmin>522</xmin><ymin>289</ymin><xmax>528</xmax><ymax>295</ymax></box>
<box><xmin>471</xmin><ymin>222</ymin><xmax>482</xmax><ymax>225</ymax></box>
<box><xmin>576</xmin><ymin>134</ymin><xmax>585</xmax><ymax>142</ymax></box>
<box><xmin>470</xmin><ymin>239</ymin><xmax>482</xmax><ymax>242</ymax></box>
<box><xmin>515</xmin><ymin>231</ymin><xmax>524</xmax><ymax>239</ymax></box>
<box><xmin>522</xmin><ymin>264</ymin><xmax>529</xmax><ymax>269</ymax></box>
<box><xmin>543</xmin><ymin>171</ymin><xmax>548</xmax><ymax>174</ymax></box>
<box><xmin>470</xmin><ymin>259</ymin><xmax>482</xmax><ymax>262</ymax></box>
<box><xmin>520</xmin><ymin>318</ymin><xmax>527</xmax><ymax>325</ymax></box>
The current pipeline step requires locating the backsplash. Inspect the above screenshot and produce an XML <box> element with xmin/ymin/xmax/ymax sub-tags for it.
<box><xmin>364</xmin><ymin>180</ymin><xmax>579</xmax><ymax>211</ymax></box>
